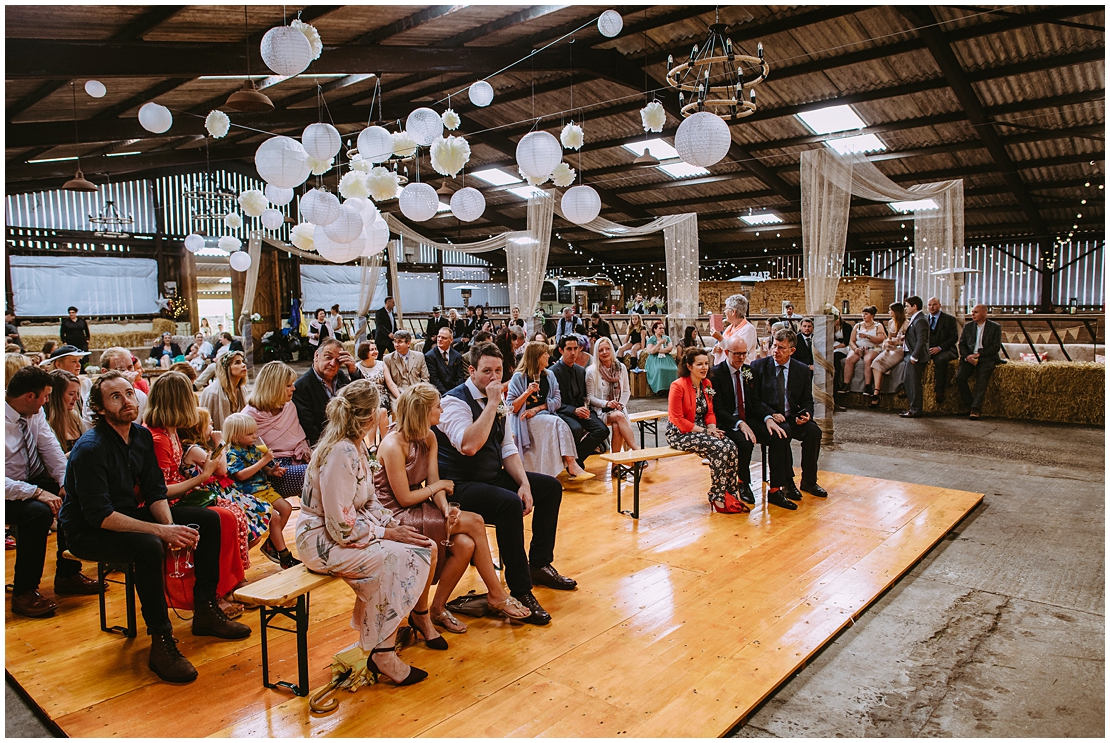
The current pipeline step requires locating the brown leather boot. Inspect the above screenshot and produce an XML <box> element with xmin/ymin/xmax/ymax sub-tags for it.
<box><xmin>149</xmin><ymin>633</ymin><xmax>198</xmax><ymax>683</ymax></box>
<box><xmin>191</xmin><ymin>597</ymin><xmax>251</xmax><ymax>639</ymax></box>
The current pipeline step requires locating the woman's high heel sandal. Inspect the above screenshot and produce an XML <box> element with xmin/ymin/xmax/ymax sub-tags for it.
<box><xmin>408</xmin><ymin>609</ymin><xmax>449</xmax><ymax>650</ymax></box>
<box><xmin>869</xmin><ymin>392</ymin><xmax>881</xmax><ymax>408</ymax></box>
<box><xmin>366</xmin><ymin>647</ymin><xmax>428</xmax><ymax>686</ymax></box>
<box><xmin>711</xmin><ymin>492</ymin><xmax>750</xmax><ymax>514</ymax></box>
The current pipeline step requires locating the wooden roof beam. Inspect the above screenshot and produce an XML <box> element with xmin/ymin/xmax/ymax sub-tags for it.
<box><xmin>356</xmin><ymin>6</ymin><xmax>471</xmax><ymax>45</ymax></box>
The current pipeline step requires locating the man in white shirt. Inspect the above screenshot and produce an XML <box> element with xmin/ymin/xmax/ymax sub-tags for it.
<box><xmin>6</xmin><ymin>365</ymin><xmax>102</xmax><ymax>618</ymax></box>
<box><xmin>433</xmin><ymin>343</ymin><xmax>574</xmax><ymax>627</ymax></box>
<box><xmin>192</xmin><ymin>332</ymin><xmax>214</xmax><ymax>360</ymax></box>
<box><xmin>954</xmin><ymin>304</ymin><xmax>1003</xmax><ymax>419</ymax></box>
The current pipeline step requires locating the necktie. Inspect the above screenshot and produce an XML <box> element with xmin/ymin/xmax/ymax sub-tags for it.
<box><xmin>930</xmin><ymin>315</ymin><xmax>937</xmax><ymax>331</ymax></box>
<box><xmin>18</xmin><ymin>416</ymin><xmax>45</xmax><ymax>482</ymax></box>
<box><xmin>776</xmin><ymin>365</ymin><xmax>787</xmax><ymax>414</ymax></box>
<box><xmin>443</xmin><ymin>351</ymin><xmax>449</xmax><ymax>364</ymax></box>
<box><xmin>734</xmin><ymin>369</ymin><xmax>745</xmax><ymax>420</ymax></box>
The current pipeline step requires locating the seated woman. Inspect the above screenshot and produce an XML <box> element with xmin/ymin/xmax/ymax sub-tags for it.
<box><xmin>354</xmin><ymin>340</ymin><xmax>392</xmax><ymax>440</ymax></box>
<box><xmin>198</xmin><ymin>350</ymin><xmax>248</xmax><ymax>429</ymax></box>
<box><xmin>506</xmin><ymin>342</ymin><xmax>594</xmax><ymax>480</ymax></box>
<box><xmin>666</xmin><ymin>347</ymin><xmax>746</xmax><ymax>514</ymax></box>
<box><xmin>617</xmin><ymin>313</ymin><xmax>645</xmax><ymax>368</ymax></box>
<box><xmin>841</xmin><ymin>305</ymin><xmax>886</xmax><ymax>394</ymax></box>
<box><xmin>831</xmin><ymin>314</ymin><xmax>853</xmax><ymax>393</ymax></box>
<box><xmin>376</xmin><ymin>384</ymin><xmax>531</xmax><ymax>638</ymax></box>
<box><xmin>674</xmin><ymin>325</ymin><xmax>700</xmax><ymax>360</ymax></box>
<box><xmin>644</xmin><ymin>321</ymin><xmax>678</xmax><ymax>394</ymax></box>
<box><xmin>45</xmin><ymin>369</ymin><xmax>88</xmax><ymax>453</ymax></box>
<box><xmin>243</xmin><ymin>361</ymin><xmax>313</xmax><ymax>499</ymax></box>
<box><xmin>149</xmin><ymin>332</ymin><xmax>183</xmax><ymax>369</ymax></box>
<box><xmin>586</xmin><ymin>337</ymin><xmax>641</xmax><ymax>457</ymax></box>
<box><xmin>870</xmin><ymin>302</ymin><xmax>907</xmax><ymax>407</ymax></box>
<box><xmin>295</xmin><ymin>379</ymin><xmax>433</xmax><ymax>686</ymax></box>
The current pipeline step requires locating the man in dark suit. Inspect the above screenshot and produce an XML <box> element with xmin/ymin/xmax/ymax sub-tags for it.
<box><xmin>374</xmin><ymin>296</ymin><xmax>397</xmax><ymax>354</ymax></box>
<box><xmin>550</xmin><ymin>336</ymin><xmax>608</xmax><ymax>467</ymax></box>
<box><xmin>953</xmin><ymin>303</ymin><xmax>1003</xmax><ymax>419</ymax></box>
<box><xmin>901</xmin><ymin>295</ymin><xmax>930</xmax><ymax>418</ymax></box>
<box><xmin>424</xmin><ymin>306</ymin><xmax>451</xmax><ymax>341</ymax></box>
<box><xmin>291</xmin><ymin>337</ymin><xmax>364</xmax><ymax>445</ymax></box>
<box><xmin>708</xmin><ymin>335</ymin><xmax>760</xmax><ymax>505</ymax></box>
<box><xmin>793</xmin><ymin>317</ymin><xmax>815</xmax><ymax>369</ymax></box>
<box><xmin>554</xmin><ymin>307</ymin><xmax>584</xmax><ymax>344</ymax></box>
<box><xmin>425</xmin><ymin>327</ymin><xmax>466</xmax><ymax>394</ymax></box>
<box><xmin>925</xmin><ymin>296</ymin><xmax>959</xmax><ymax>404</ymax></box>
<box><xmin>749</xmin><ymin>328</ymin><xmax>827</xmax><ymax>509</ymax></box>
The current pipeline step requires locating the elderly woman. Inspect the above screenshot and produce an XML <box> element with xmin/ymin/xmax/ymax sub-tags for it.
<box><xmin>243</xmin><ymin>361</ymin><xmax>312</xmax><ymax>499</ymax></box>
<box><xmin>586</xmin><ymin>337</ymin><xmax>641</xmax><ymax>456</ymax></box>
<box><xmin>841</xmin><ymin>305</ymin><xmax>886</xmax><ymax>394</ymax></box>
<box><xmin>711</xmin><ymin>294</ymin><xmax>759</xmax><ymax>366</ymax></box>
<box><xmin>296</xmin><ymin>379</ymin><xmax>432</xmax><ymax>686</ymax></box>
<box><xmin>870</xmin><ymin>302</ymin><xmax>907</xmax><ymax>407</ymax></box>
<box><xmin>506</xmin><ymin>341</ymin><xmax>594</xmax><ymax>480</ymax></box>
<box><xmin>198</xmin><ymin>350</ymin><xmax>248</xmax><ymax>429</ymax></box>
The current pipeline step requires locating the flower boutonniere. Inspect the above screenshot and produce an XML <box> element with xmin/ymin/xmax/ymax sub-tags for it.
<box><xmin>704</xmin><ymin>384</ymin><xmax>716</xmax><ymax>398</ymax></box>
<box><xmin>366</xmin><ymin>445</ymin><xmax>383</xmax><ymax>474</ymax></box>
<box><xmin>741</xmin><ymin>368</ymin><xmax>754</xmax><ymax>383</ymax></box>
<box><xmin>496</xmin><ymin>401</ymin><xmax>512</xmax><ymax>419</ymax></box>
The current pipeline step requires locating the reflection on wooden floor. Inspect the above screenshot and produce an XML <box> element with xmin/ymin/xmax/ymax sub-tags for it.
<box><xmin>6</xmin><ymin>456</ymin><xmax>981</xmax><ymax>738</ymax></box>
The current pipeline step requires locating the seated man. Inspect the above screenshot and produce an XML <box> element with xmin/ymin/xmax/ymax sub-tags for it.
<box><xmin>550</xmin><ymin>335</ymin><xmax>609</xmax><ymax>467</ymax></box>
<box><xmin>60</xmin><ymin>371</ymin><xmax>250</xmax><ymax>684</ymax></box>
<box><xmin>6</xmin><ymin>366</ymin><xmax>102</xmax><ymax>618</ymax></box>
<box><xmin>292</xmin><ymin>337</ymin><xmax>363</xmax><ymax>445</ymax></box>
<box><xmin>213</xmin><ymin>332</ymin><xmax>235</xmax><ymax>360</ymax></box>
<box><xmin>424</xmin><ymin>327</ymin><xmax>465</xmax><ymax>395</ymax></box>
<box><xmin>433</xmin><ymin>343</ymin><xmax>574</xmax><ymax>626</ymax></box>
<box><xmin>793</xmin><ymin>317</ymin><xmax>815</xmax><ymax>370</ymax></box>
<box><xmin>749</xmin><ymin>328</ymin><xmax>828</xmax><ymax>510</ymax></box>
<box><xmin>708</xmin><ymin>335</ymin><xmax>759</xmax><ymax>505</ymax></box>
<box><xmin>954</xmin><ymin>303</ymin><xmax>1003</xmax><ymax>419</ymax></box>
<box><xmin>90</xmin><ymin>347</ymin><xmax>148</xmax><ymax>422</ymax></box>
<box><xmin>383</xmin><ymin>330</ymin><xmax>430</xmax><ymax>404</ymax></box>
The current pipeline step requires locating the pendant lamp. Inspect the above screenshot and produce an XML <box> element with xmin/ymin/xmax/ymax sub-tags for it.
<box><xmin>225</xmin><ymin>7</ymin><xmax>274</xmax><ymax>113</ymax></box>
<box><xmin>63</xmin><ymin>82</ymin><xmax>98</xmax><ymax>193</ymax></box>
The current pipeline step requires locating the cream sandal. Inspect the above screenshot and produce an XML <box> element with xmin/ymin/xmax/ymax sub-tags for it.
<box><xmin>432</xmin><ymin>609</ymin><xmax>468</xmax><ymax>634</ymax></box>
<box><xmin>488</xmin><ymin>594</ymin><xmax>532</xmax><ymax>620</ymax></box>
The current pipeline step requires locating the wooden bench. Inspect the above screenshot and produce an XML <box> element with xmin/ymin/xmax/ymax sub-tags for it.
<box><xmin>598</xmin><ymin>446</ymin><xmax>694</xmax><ymax>519</ymax></box>
<box><xmin>233</xmin><ymin>565</ymin><xmax>338</xmax><ymax>697</ymax></box>
<box><xmin>62</xmin><ymin>550</ymin><xmax>137</xmax><ymax>638</ymax></box>
<box><xmin>627</xmin><ymin>409</ymin><xmax>667</xmax><ymax>448</ymax></box>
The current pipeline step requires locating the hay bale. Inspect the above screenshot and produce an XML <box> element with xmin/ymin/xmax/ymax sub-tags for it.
<box><xmin>152</xmin><ymin>318</ymin><xmax>176</xmax><ymax>336</ymax></box>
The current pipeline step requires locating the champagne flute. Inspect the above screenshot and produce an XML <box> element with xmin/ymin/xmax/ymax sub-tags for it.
<box><xmin>441</xmin><ymin>503</ymin><xmax>461</xmax><ymax>547</ymax></box>
<box><xmin>184</xmin><ymin>523</ymin><xmax>200</xmax><ymax>569</ymax></box>
<box><xmin>168</xmin><ymin>547</ymin><xmax>186</xmax><ymax>578</ymax></box>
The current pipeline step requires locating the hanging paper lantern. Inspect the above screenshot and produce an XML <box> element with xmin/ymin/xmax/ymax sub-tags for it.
<box><xmin>516</xmin><ymin>131</ymin><xmax>561</xmax><ymax>179</ymax></box>
<box><xmin>357</xmin><ymin>125</ymin><xmax>394</xmax><ymax>164</ymax></box>
<box><xmin>674</xmin><ymin>111</ymin><xmax>731</xmax><ymax>168</ymax></box>
<box><xmin>290</xmin><ymin>222</ymin><xmax>315</xmax><ymax>251</ymax></box>
<box><xmin>265</xmin><ymin>184</ymin><xmax>293</xmax><ymax>206</ymax></box>
<box><xmin>560</xmin><ymin>122</ymin><xmax>584</xmax><ymax>150</ymax></box>
<box><xmin>138</xmin><ymin>102</ymin><xmax>173</xmax><ymax>134</ymax></box>
<box><xmin>184</xmin><ymin>234</ymin><xmax>205</xmax><ymax>253</ymax></box>
<box><xmin>224</xmin><ymin>212</ymin><xmax>243</xmax><ymax>229</ymax></box>
<box><xmin>260</xmin><ymin>208</ymin><xmax>285</xmax><ymax>230</ymax></box>
<box><xmin>218</xmin><ymin>235</ymin><xmax>242</xmax><ymax>252</ymax></box>
<box><xmin>450</xmin><ymin>187</ymin><xmax>486</xmax><ymax>222</ymax></box>
<box><xmin>229</xmin><ymin>251</ymin><xmax>252</xmax><ymax>272</ymax></box>
<box><xmin>468</xmin><ymin>80</ymin><xmax>494</xmax><ymax>107</ymax></box>
<box><xmin>398</xmin><ymin>182</ymin><xmax>439</xmax><ymax>222</ymax></box>
<box><xmin>430</xmin><ymin>135</ymin><xmax>470</xmax><ymax>177</ymax></box>
<box><xmin>597</xmin><ymin>10</ymin><xmax>623</xmax><ymax>38</ymax></box>
<box><xmin>343</xmin><ymin>196</ymin><xmax>367</xmax><ymax>214</ymax></box>
<box><xmin>254</xmin><ymin>136</ymin><xmax>311</xmax><ymax>188</ymax></box>
<box><xmin>205</xmin><ymin>109</ymin><xmax>230</xmax><ymax>138</ymax></box>
<box><xmin>313</xmin><ymin>225</ymin><xmax>365</xmax><ymax>263</ymax></box>
<box><xmin>406</xmin><ymin>107</ymin><xmax>444</xmax><ymax>147</ymax></box>
<box><xmin>640</xmin><ymin>100</ymin><xmax>666</xmax><ymax>133</ymax></box>
<box><xmin>84</xmin><ymin>80</ymin><xmax>106</xmax><ymax>98</ymax></box>
<box><xmin>302</xmin><ymin>122</ymin><xmax>341</xmax><ymax>161</ymax></box>
<box><xmin>323</xmin><ymin>205</ymin><xmax>364</xmax><ymax>244</ymax></box>
<box><xmin>364</xmin><ymin>218</ymin><xmax>390</xmax><ymax>256</ymax></box>
<box><xmin>260</xmin><ymin>25</ymin><xmax>313</xmax><ymax>76</ymax></box>
<box><xmin>238</xmin><ymin>189</ymin><xmax>269</xmax><ymax>218</ymax></box>
<box><xmin>561</xmin><ymin>185</ymin><xmax>602</xmax><ymax>225</ymax></box>
<box><xmin>391</xmin><ymin>131</ymin><xmax>417</xmax><ymax>158</ymax></box>
<box><xmin>299</xmin><ymin>188</ymin><xmax>341</xmax><ymax>226</ymax></box>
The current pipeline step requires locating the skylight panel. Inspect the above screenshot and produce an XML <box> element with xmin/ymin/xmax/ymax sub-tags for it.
<box><xmin>740</xmin><ymin>212</ymin><xmax>783</xmax><ymax>226</ymax></box>
<box><xmin>796</xmin><ymin>104</ymin><xmax>867</xmax><ymax>135</ymax></box>
<box><xmin>471</xmin><ymin>168</ymin><xmax>522</xmax><ymax>186</ymax></box>
<box><xmin>623</xmin><ymin>138</ymin><xmax>680</xmax><ymax>160</ymax></box>
<box><xmin>507</xmin><ymin>186</ymin><xmax>545</xmax><ymax>199</ymax></box>
<box><xmin>825</xmin><ymin>133</ymin><xmax>886</xmax><ymax>155</ymax></box>
<box><xmin>888</xmin><ymin>199</ymin><xmax>939</xmax><ymax>213</ymax></box>
<box><xmin>656</xmin><ymin>161</ymin><xmax>710</xmax><ymax>178</ymax></box>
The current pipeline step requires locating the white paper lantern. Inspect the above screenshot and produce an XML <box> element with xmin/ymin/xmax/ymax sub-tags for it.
<box><xmin>357</xmin><ymin>126</ymin><xmax>394</xmax><ymax>164</ymax></box>
<box><xmin>598</xmin><ymin>10</ymin><xmax>623</xmax><ymax>38</ymax></box>
<box><xmin>265</xmin><ymin>184</ymin><xmax>294</xmax><ymax>206</ymax></box>
<box><xmin>218</xmin><ymin>235</ymin><xmax>242</xmax><ymax>252</ymax></box>
<box><xmin>184</xmin><ymin>233</ymin><xmax>205</xmax><ymax>253</ymax></box>
<box><xmin>260</xmin><ymin>208</ymin><xmax>285</xmax><ymax>230</ymax></box>
<box><xmin>323</xmin><ymin>205</ymin><xmax>363</xmax><ymax>243</ymax></box>
<box><xmin>138</xmin><ymin>102</ymin><xmax>173</xmax><ymax>134</ymax></box>
<box><xmin>405</xmin><ymin>107</ymin><xmax>444</xmax><ymax>147</ymax></box>
<box><xmin>450</xmin><ymin>187</ymin><xmax>486</xmax><ymax>222</ymax></box>
<box><xmin>84</xmin><ymin>80</ymin><xmax>106</xmax><ymax>98</ymax></box>
<box><xmin>561</xmin><ymin>185</ymin><xmax>602</xmax><ymax>225</ymax></box>
<box><xmin>302</xmin><ymin>122</ymin><xmax>341</xmax><ymax>161</ymax></box>
<box><xmin>229</xmin><ymin>251</ymin><xmax>252</xmax><ymax>272</ymax></box>
<box><xmin>674</xmin><ymin>111</ymin><xmax>732</xmax><ymax>168</ymax></box>
<box><xmin>468</xmin><ymin>80</ymin><xmax>494</xmax><ymax>107</ymax></box>
<box><xmin>260</xmin><ymin>25</ymin><xmax>313</xmax><ymax>76</ymax></box>
<box><xmin>398</xmin><ymin>182</ymin><xmax>439</xmax><ymax>222</ymax></box>
<box><xmin>255</xmin><ymin>136</ymin><xmax>311</xmax><ymax>188</ymax></box>
<box><xmin>299</xmin><ymin>188</ymin><xmax>341</xmax><ymax>226</ymax></box>
<box><xmin>313</xmin><ymin>225</ymin><xmax>365</xmax><ymax>263</ymax></box>
<box><xmin>364</xmin><ymin>218</ymin><xmax>390</xmax><ymax>255</ymax></box>
<box><xmin>344</xmin><ymin>196</ymin><xmax>367</xmax><ymax>214</ymax></box>
<box><xmin>516</xmin><ymin>131</ymin><xmax>562</xmax><ymax>179</ymax></box>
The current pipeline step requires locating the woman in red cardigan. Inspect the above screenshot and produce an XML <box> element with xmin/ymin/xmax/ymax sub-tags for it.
<box><xmin>666</xmin><ymin>347</ymin><xmax>746</xmax><ymax>514</ymax></box>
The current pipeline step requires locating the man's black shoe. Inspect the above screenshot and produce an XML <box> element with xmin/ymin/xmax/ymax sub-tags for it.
<box><xmin>530</xmin><ymin>564</ymin><xmax>577</xmax><ymax>591</ymax></box>
<box><xmin>511</xmin><ymin>591</ymin><xmax>551</xmax><ymax>625</ymax></box>
<box><xmin>767</xmin><ymin>491</ymin><xmax>798</xmax><ymax>510</ymax></box>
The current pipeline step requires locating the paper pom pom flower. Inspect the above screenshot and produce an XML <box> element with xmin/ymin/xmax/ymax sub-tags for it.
<box><xmin>442</xmin><ymin>109</ymin><xmax>461</xmax><ymax>131</ymax></box>
<box><xmin>551</xmin><ymin>162</ymin><xmax>576</xmax><ymax>188</ymax></box>
<box><xmin>391</xmin><ymin>131</ymin><xmax>417</xmax><ymax>158</ymax></box>
<box><xmin>291</xmin><ymin>18</ymin><xmax>322</xmax><ymax>60</ymax></box>
<box><xmin>366</xmin><ymin>167</ymin><xmax>400</xmax><ymax>201</ymax></box>
<box><xmin>519</xmin><ymin>167</ymin><xmax>549</xmax><ymax>187</ymax></box>
<box><xmin>560</xmin><ymin>122</ymin><xmax>584</xmax><ymax>150</ymax></box>
<box><xmin>349</xmin><ymin>154</ymin><xmax>372</xmax><ymax>173</ymax></box>
<box><xmin>307</xmin><ymin>156</ymin><xmax>334</xmax><ymax>176</ymax></box>
<box><xmin>224</xmin><ymin>212</ymin><xmax>243</xmax><ymax>229</ymax></box>
<box><xmin>237</xmin><ymin>189</ymin><xmax>269</xmax><ymax>218</ymax></box>
<box><xmin>205</xmin><ymin>110</ymin><xmax>230</xmax><ymax>139</ymax></box>
<box><xmin>640</xmin><ymin>100</ymin><xmax>666</xmax><ymax>133</ymax></box>
<box><xmin>339</xmin><ymin>171</ymin><xmax>370</xmax><ymax>199</ymax></box>
<box><xmin>430</xmin><ymin>135</ymin><xmax>471</xmax><ymax>177</ymax></box>
<box><xmin>290</xmin><ymin>222</ymin><xmax>316</xmax><ymax>251</ymax></box>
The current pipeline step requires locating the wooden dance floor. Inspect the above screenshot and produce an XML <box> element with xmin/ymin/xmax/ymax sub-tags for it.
<box><xmin>6</xmin><ymin>457</ymin><xmax>981</xmax><ymax>738</ymax></box>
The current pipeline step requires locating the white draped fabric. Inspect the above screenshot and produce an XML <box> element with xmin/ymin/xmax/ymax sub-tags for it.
<box><xmin>507</xmin><ymin>192</ymin><xmax>554</xmax><ymax>336</ymax></box>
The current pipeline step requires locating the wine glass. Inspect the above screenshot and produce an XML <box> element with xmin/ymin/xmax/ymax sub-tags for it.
<box><xmin>441</xmin><ymin>503</ymin><xmax>461</xmax><ymax>547</ymax></box>
<box><xmin>184</xmin><ymin>523</ymin><xmax>200</xmax><ymax>569</ymax></box>
<box><xmin>168</xmin><ymin>547</ymin><xmax>186</xmax><ymax>578</ymax></box>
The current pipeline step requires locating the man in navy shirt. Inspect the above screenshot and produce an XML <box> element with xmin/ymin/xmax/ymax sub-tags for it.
<box><xmin>60</xmin><ymin>371</ymin><xmax>250</xmax><ymax>684</ymax></box>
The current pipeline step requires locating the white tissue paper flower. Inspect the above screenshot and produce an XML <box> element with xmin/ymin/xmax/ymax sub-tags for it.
<box><xmin>349</xmin><ymin>153</ymin><xmax>371</xmax><ymax>173</ymax></box>
<box><xmin>237</xmin><ymin>189</ymin><xmax>269</xmax><ymax>218</ymax></box>
<box><xmin>519</xmin><ymin>167</ymin><xmax>549</xmax><ymax>187</ymax></box>
<box><xmin>641</xmin><ymin>100</ymin><xmax>666</xmax><ymax>133</ymax></box>
<box><xmin>291</xmin><ymin>222</ymin><xmax>316</xmax><ymax>251</ymax></box>
<box><xmin>391</xmin><ymin>131</ymin><xmax>417</xmax><ymax>158</ymax></box>
<box><xmin>560</xmin><ymin>122</ymin><xmax>584</xmax><ymax>150</ymax></box>
<box><xmin>291</xmin><ymin>19</ymin><xmax>322</xmax><ymax>60</ymax></box>
<box><xmin>551</xmin><ymin>162</ymin><xmax>576</xmax><ymax>188</ymax></box>
<box><xmin>224</xmin><ymin>212</ymin><xmax>243</xmax><ymax>229</ymax></box>
<box><xmin>307</xmin><ymin>156</ymin><xmax>334</xmax><ymax>175</ymax></box>
<box><xmin>339</xmin><ymin>170</ymin><xmax>370</xmax><ymax>199</ymax></box>
<box><xmin>430</xmin><ymin>135</ymin><xmax>471</xmax><ymax>177</ymax></box>
<box><xmin>205</xmin><ymin>110</ymin><xmax>230</xmax><ymax>139</ymax></box>
<box><xmin>366</xmin><ymin>167</ymin><xmax>400</xmax><ymax>201</ymax></box>
<box><xmin>441</xmin><ymin>109</ymin><xmax>461</xmax><ymax>131</ymax></box>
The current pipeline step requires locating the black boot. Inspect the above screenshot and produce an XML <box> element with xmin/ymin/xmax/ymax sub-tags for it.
<box><xmin>192</xmin><ymin>597</ymin><xmax>252</xmax><ymax>639</ymax></box>
<box><xmin>149</xmin><ymin>632</ymin><xmax>198</xmax><ymax>683</ymax></box>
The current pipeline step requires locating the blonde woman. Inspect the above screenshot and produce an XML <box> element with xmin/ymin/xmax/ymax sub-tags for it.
<box><xmin>616</xmin><ymin>313</ymin><xmax>645</xmax><ymax>366</ymax></box>
<box><xmin>45</xmin><ymin>369</ymin><xmax>87</xmax><ymax>453</ymax></box>
<box><xmin>377</xmin><ymin>384</ymin><xmax>530</xmax><ymax>638</ymax></box>
<box><xmin>586</xmin><ymin>337</ymin><xmax>641</xmax><ymax>456</ymax></box>
<box><xmin>5</xmin><ymin>352</ymin><xmax>29</xmax><ymax>380</ymax></box>
<box><xmin>198</xmin><ymin>350</ymin><xmax>248</xmax><ymax>429</ymax></box>
<box><xmin>296</xmin><ymin>379</ymin><xmax>433</xmax><ymax>686</ymax></box>
<box><xmin>243</xmin><ymin>361</ymin><xmax>312</xmax><ymax>499</ymax></box>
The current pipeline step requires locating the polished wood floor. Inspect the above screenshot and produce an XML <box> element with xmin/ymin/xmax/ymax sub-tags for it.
<box><xmin>6</xmin><ymin>456</ymin><xmax>981</xmax><ymax>738</ymax></box>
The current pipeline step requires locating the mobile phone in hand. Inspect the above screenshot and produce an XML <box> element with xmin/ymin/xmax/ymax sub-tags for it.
<box><xmin>211</xmin><ymin>442</ymin><xmax>226</xmax><ymax>460</ymax></box>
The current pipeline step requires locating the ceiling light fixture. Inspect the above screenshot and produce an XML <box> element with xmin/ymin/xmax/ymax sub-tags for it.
<box><xmin>62</xmin><ymin>82</ymin><xmax>97</xmax><ymax>192</ymax></box>
<box><xmin>665</xmin><ymin>13</ymin><xmax>768</xmax><ymax>120</ymax></box>
<box><xmin>225</xmin><ymin>6</ymin><xmax>274</xmax><ymax>112</ymax></box>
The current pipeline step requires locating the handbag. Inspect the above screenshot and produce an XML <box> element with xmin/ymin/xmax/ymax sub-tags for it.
<box><xmin>445</xmin><ymin>590</ymin><xmax>493</xmax><ymax>617</ymax></box>
<box><xmin>176</xmin><ymin>487</ymin><xmax>217</xmax><ymax>508</ymax></box>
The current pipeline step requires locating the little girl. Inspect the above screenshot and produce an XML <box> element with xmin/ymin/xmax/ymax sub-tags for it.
<box><xmin>223</xmin><ymin>413</ymin><xmax>301</xmax><ymax>569</ymax></box>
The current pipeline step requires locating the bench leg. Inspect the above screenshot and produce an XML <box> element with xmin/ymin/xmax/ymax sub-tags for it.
<box><xmin>761</xmin><ymin>444</ymin><xmax>769</xmax><ymax>499</ymax></box>
<box><xmin>97</xmin><ymin>562</ymin><xmax>136</xmax><ymax>638</ymax></box>
<box><xmin>260</xmin><ymin>594</ymin><xmax>311</xmax><ymax>697</ymax></box>
<box><xmin>123</xmin><ymin>563</ymin><xmax>137</xmax><ymax>638</ymax></box>
<box><xmin>612</xmin><ymin>462</ymin><xmax>646</xmax><ymax>519</ymax></box>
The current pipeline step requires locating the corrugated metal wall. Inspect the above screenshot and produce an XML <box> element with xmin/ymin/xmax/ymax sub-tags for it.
<box><xmin>154</xmin><ymin>169</ymin><xmax>290</xmax><ymax>240</ymax></box>
<box><xmin>5</xmin><ymin>179</ymin><xmax>158</xmax><ymax>233</ymax></box>
<box><xmin>1052</xmin><ymin>240</ymin><xmax>1104</xmax><ymax>310</ymax></box>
